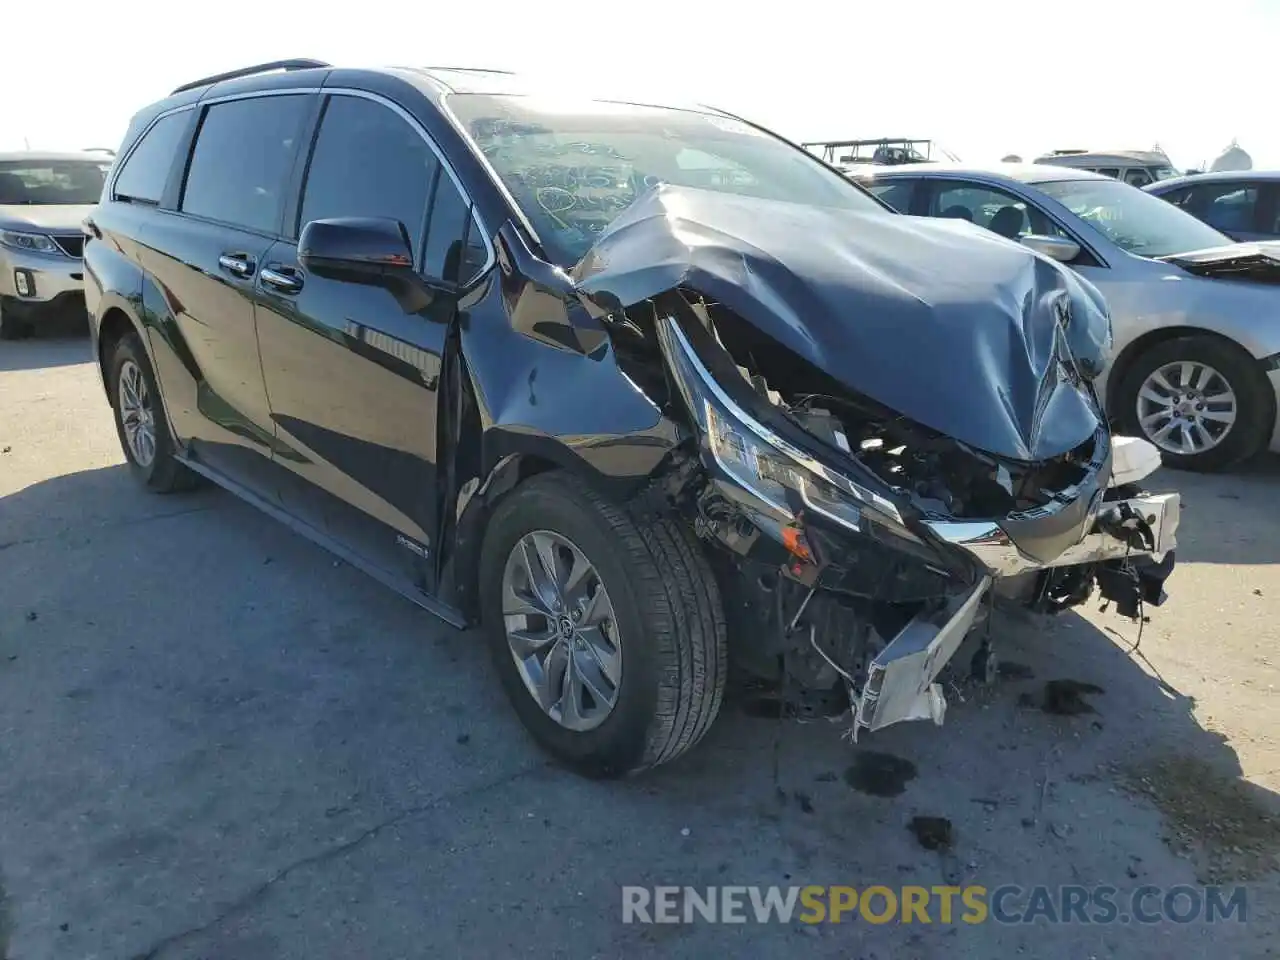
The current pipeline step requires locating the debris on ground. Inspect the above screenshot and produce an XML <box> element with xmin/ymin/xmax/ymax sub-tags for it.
<box><xmin>1120</xmin><ymin>754</ymin><xmax>1280</xmax><ymax>882</ymax></box>
<box><xmin>794</xmin><ymin>791</ymin><xmax>815</xmax><ymax>814</ymax></box>
<box><xmin>908</xmin><ymin>816</ymin><xmax>953</xmax><ymax>851</ymax></box>
<box><xmin>1041</xmin><ymin>679</ymin><xmax>1105</xmax><ymax>716</ymax></box>
<box><xmin>844</xmin><ymin>752</ymin><xmax>917</xmax><ymax>797</ymax></box>
<box><xmin>24</xmin><ymin>611</ymin><xmax>37</xmax><ymax>622</ymax></box>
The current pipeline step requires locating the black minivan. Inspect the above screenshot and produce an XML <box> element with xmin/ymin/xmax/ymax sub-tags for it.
<box><xmin>86</xmin><ymin>60</ymin><xmax>1179</xmax><ymax>777</ymax></box>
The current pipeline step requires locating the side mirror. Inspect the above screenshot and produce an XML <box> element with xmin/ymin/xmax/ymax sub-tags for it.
<box><xmin>299</xmin><ymin>217</ymin><xmax>441</xmax><ymax>313</ymax></box>
<box><xmin>1020</xmin><ymin>234</ymin><xmax>1081</xmax><ymax>263</ymax></box>
<box><xmin>299</xmin><ymin>217</ymin><xmax>416</xmax><ymax>281</ymax></box>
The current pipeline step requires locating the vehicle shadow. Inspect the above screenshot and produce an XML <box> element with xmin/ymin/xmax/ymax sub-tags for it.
<box><xmin>1145</xmin><ymin>454</ymin><xmax>1280</xmax><ymax>565</ymax></box>
<box><xmin>1</xmin><ymin>464</ymin><xmax>1276</xmax><ymax>959</ymax></box>
<box><xmin>0</xmin><ymin>324</ymin><xmax>92</xmax><ymax>373</ymax></box>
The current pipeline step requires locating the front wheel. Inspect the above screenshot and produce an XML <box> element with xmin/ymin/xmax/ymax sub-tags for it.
<box><xmin>478</xmin><ymin>472</ymin><xmax>727</xmax><ymax>777</ymax></box>
<box><xmin>1114</xmin><ymin>335</ymin><xmax>1274</xmax><ymax>472</ymax></box>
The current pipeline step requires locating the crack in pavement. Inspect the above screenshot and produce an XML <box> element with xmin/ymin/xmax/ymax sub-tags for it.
<box><xmin>0</xmin><ymin>505</ymin><xmax>226</xmax><ymax>552</ymax></box>
<box><xmin>0</xmin><ymin>860</ymin><xmax>11</xmax><ymax>960</ymax></box>
<box><xmin>130</xmin><ymin>763</ymin><xmax>547</xmax><ymax>960</ymax></box>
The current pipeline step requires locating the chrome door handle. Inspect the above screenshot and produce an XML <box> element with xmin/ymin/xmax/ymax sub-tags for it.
<box><xmin>218</xmin><ymin>254</ymin><xmax>255</xmax><ymax>278</ymax></box>
<box><xmin>260</xmin><ymin>267</ymin><xmax>304</xmax><ymax>294</ymax></box>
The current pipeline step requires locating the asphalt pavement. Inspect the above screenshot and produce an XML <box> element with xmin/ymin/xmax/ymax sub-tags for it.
<box><xmin>1</xmin><ymin>333</ymin><xmax>1277</xmax><ymax>959</ymax></box>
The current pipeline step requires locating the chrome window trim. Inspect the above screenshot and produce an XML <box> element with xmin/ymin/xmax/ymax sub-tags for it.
<box><xmin>435</xmin><ymin>92</ymin><xmax>546</xmax><ymax>255</ymax></box>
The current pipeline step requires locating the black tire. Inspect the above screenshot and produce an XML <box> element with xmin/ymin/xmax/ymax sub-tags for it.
<box><xmin>108</xmin><ymin>332</ymin><xmax>199</xmax><ymax>493</ymax></box>
<box><xmin>479</xmin><ymin>472</ymin><xmax>727</xmax><ymax>777</ymax></box>
<box><xmin>1114</xmin><ymin>335</ymin><xmax>1273</xmax><ymax>473</ymax></box>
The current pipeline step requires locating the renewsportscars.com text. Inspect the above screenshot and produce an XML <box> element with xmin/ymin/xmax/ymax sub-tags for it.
<box><xmin>621</xmin><ymin>884</ymin><xmax>1249</xmax><ymax>925</ymax></box>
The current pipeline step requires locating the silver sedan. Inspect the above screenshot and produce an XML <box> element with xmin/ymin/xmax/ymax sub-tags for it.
<box><xmin>849</xmin><ymin>162</ymin><xmax>1280</xmax><ymax>472</ymax></box>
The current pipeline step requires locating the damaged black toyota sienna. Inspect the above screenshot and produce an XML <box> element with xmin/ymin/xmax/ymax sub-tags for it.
<box><xmin>85</xmin><ymin>61</ymin><xmax>1181</xmax><ymax>777</ymax></box>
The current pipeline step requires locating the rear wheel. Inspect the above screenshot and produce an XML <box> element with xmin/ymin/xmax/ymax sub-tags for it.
<box><xmin>1114</xmin><ymin>335</ymin><xmax>1273</xmax><ymax>472</ymax></box>
<box><xmin>478</xmin><ymin>472</ymin><xmax>727</xmax><ymax>777</ymax></box>
<box><xmin>108</xmin><ymin>332</ymin><xmax>198</xmax><ymax>492</ymax></box>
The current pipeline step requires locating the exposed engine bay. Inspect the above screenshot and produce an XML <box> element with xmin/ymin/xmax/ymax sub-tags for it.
<box><xmin>570</xmin><ymin>183</ymin><xmax>1181</xmax><ymax>737</ymax></box>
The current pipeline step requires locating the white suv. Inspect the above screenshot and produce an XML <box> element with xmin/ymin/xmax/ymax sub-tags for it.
<box><xmin>0</xmin><ymin>151</ymin><xmax>110</xmax><ymax>339</ymax></box>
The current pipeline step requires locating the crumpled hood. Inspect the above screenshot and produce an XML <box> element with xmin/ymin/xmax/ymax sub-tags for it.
<box><xmin>570</xmin><ymin>185</ymin><xmax>1111</xmax><ymax>462</ymax></box>
<box><xmin>0</xmin><ymin>203</ymin><xmax>95</xmax><ymax>232</ymax></box>
<box><xmin>1159</xmin><ymin>240</ymin><xmax>1280</xmax><ymax>283</ymax></box>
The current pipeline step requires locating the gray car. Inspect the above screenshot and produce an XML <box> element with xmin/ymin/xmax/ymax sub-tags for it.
<box><xmin>0</xmin><ymin>151</ymin><xmax>110</xmax><ymax>339</ymax></box>
<box><xmin>851</xmin><ymin>163</ymin><xmax>1280</xmax><ymax>472</ymax></box>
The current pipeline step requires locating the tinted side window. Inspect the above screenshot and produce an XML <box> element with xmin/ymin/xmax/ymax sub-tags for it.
<box><xmin>182</xmin><ymin>95</ymin><xmax>308</xmax><ymax>233</ymax></box>
<box><xmin>299</xmin><ymin>96</ymin><xmax>439</xmax><ymax>256</ymax></box>
<box><xmin>1161</xmin><ymin>187</ymin><xmax>1196</xmax><ymax>209</ymax></box>
<box><xmin>866</xmin><ymin>180</ymin><xmax>913</xmax><ymax>213</ymax></box>
<box><xmin>1094</xmin><ymin>168</ymin><xmax>1121</xmax><ymax>178</ymax></box>
<box><xmin>1124</xmin><ymin>168</ymin><xmax>1153</xmax><ymax>187</ymax></box>
<box><xmin>1191</xmin><ymin>182</ymin><xmax>1258</xmax><ymax>234</ymax></box>
<box><xmin>114</xmin><ymin>111</ymin><xmax>190</xmax><ymax>204</ymax></box>
<box><xmin>422</xmin><ymin>173</ymin><xmax>483</xmax><ymax>284</ymax></box>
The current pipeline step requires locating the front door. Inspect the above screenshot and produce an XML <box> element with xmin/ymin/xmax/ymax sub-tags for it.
<box><xmin>254</xmin><ymin>92</ymin><xmax>483</xmax><ymax>588</ymax></box>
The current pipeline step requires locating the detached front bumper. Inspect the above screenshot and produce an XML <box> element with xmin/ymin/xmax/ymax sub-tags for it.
<box><xmin>923</xmin><ymin>489</ymin><xmax>1179</xmax><ymax>576</ymax></box>
<box><xmin>853</xmin><ymin>488</ymin><xmax>1180</xmax><ymax>736</ymax></box>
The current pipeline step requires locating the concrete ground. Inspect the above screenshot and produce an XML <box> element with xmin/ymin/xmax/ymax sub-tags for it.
<box><xmin>1</xmin><ymin>332</ymin><xmax>1277</xmax><ymax>960</ymax></box>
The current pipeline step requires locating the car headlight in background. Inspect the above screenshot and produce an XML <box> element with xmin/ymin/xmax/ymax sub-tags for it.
<box><xmin>0</xmin><ymin>230</ymin><xmax>60</xmax><ymax>255</ymax></box>
<box><xmin>655</xmin><ymin>314</ymin><xmax>911</xmax><ymax>542</ymax></box>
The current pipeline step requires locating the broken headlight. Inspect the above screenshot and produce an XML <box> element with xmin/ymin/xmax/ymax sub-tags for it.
<box><xmin>657</xmin><ymin>315</ymin><xmax>908</xmax><ymax>539</ymax></box>
<box><xmin>706</xmin><ymin>404</ymin><xmax>863</xmax><ymax>532</ymax></box>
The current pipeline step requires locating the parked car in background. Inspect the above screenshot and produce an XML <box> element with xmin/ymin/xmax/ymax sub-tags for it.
<box><xmin>0</xmin><ymin>150</ymin><xmax>109</xmax><ymax>339</ymax></box>
<box><xmin>85</xmin><ymin>61</ymin><xmax>1178</xmax><ymax>778</ymax></box>
<box><xmin>852</xmin><ymin>163</ymin><xmax>1280</xmax><ymax>472</ymax></box>
<box><xmin>1144</xmin><ymin>171</ymin><xmax>1280</xmax><ymax>242</ymax></box>
<box><xmin>1032</xmin><ymin>149</ymin><xmax>1179</xmax><ymax>187</ymax></box>
<box><xmin>801</xmin><ymin>138</ymin><xmax>960</xmax><ymax>168</ymax></box>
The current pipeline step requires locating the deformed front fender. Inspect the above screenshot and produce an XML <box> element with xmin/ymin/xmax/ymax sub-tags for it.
<box><xmin>436</xmin><ymin>229</ymin><xmax>684</xmax><ymax>620</ymax></box>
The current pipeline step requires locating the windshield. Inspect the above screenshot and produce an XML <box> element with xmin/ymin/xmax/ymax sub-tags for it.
<box><xmin>1036</xmin><ymin>177</ymin><xmax>1232</xmax><ymax>257</ymax></box>
<box><xmin>446</xmin><ymin>94</ymin><xmax>886</xmax><ymax>265</ymax></box>
<box><xmin>0</xmin><ymin>159</ymin><xmax>109</xmax><ymax>205</ymax></box>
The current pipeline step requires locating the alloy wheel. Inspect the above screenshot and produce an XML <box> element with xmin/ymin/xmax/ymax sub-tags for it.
<box><xmin>501</xmin><ymin>530</ymin><xmax>622</xmax><ymax>732</ymax></box>
<box><xmin>118</xmin><ymin>359</ymin><xmax>157</xmax><ymax>467</ymax></box>
<box><xmin>1135</xmin><ymin>360</ymin><xmax>1237</xmax><ymax>456</ymax></box>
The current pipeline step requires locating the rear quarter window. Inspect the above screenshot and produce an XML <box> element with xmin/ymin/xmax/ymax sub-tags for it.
<box><xmin>113</xmin><ymin>110</ymin><xmax>192</xmax><ymax>205</ymax></box>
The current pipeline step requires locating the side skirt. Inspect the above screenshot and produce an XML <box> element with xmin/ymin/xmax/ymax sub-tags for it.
<box><xmin>176</xmin><ymin>454</ymin><xmax>469</xmax><ymax>630</ymax></box>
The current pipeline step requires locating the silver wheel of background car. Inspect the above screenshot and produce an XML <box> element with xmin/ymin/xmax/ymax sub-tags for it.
<box><xmin>117</xmin><ymin>358</ymin><xmax>157</xmax><ymax>467</ymax></box>
<box><xmin>501</xmin><ymin>530</ymin><xmax>622</xmax><ymax>732</ymax></box>
<box><xmin>1135</xmin><ymin>360</ymin><xmax>1238</xmax><ymax>456</ymax></box>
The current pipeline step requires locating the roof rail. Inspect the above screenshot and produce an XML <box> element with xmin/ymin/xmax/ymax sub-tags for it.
<box><xmin>421</xmin><ymin>66</ymin><xmax>517</xmax><ymax>75</ymax></box>
<box><xmin>170</xmin><ymin>59</ymin><xmax>331</xmax><ymax>95</ymax></box>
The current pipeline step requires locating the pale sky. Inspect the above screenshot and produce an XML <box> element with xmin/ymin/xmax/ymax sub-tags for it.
<box><xmin>4</xmin><ymin>0</ymin><xmax>1278</xmax><ymax>171</ymax></box>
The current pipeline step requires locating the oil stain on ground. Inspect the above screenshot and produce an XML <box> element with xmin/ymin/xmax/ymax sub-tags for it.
<box><xmin>1042</xmin><ymin>679</ymin><xmax>1105</xmax><ymax>715</ymax></box>
<box><xmin>1121</xmin><ymin>754</ymin><xmax>1280</xmax><ymax>883</ymax></box>
<box><xmin>845</xmin><ymin>751</ymin><xmax>917</xmax><ymax>797</ymax></box>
